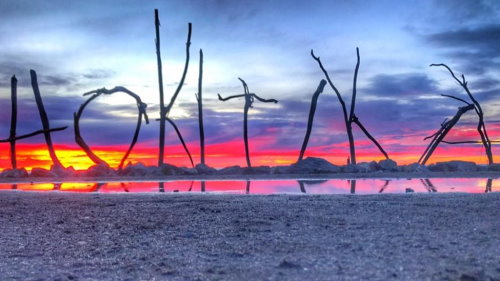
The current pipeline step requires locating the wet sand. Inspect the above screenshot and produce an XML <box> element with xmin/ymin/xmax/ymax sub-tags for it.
<box><xmin>0</xmin><ymin>191</ymin><xmax>499</xmax><ymax>280</ymax></box>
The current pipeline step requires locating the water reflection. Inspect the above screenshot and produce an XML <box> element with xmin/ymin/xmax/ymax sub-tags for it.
<box><xmin>0</xmin><ymin>178</ymin><xmax>496</xmax><ymax>194</ymax></box>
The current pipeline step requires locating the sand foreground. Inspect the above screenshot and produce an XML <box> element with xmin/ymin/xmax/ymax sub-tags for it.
<box><xmin>0</xmin><ymin>192</ymin><xmax>499</xmax><ymax>281</ymax></box>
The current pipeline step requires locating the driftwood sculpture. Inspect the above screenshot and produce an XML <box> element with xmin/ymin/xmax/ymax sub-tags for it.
<box><xmin>311</xmin><ymin>48</ymin><xmax>388</xmax><ymax>165</ymax></box>
<box><xmin>1</xmin><ymin>73</ymin><xmax>67</xmax><ymax>169</ymax></box>
<box><xmin>196</xmin><ymin>49</ymin><xmax>206</xmax><ymax>165</ymax></box>
<box><xmin>73</xmin><ymin>86</ymin><xmax>149</xmax><ymax>170</ymax></box>
<box><xmin>31</xmin><ymin>70</ymin><xmax>65</xmax><ymax>169</ymax></box>
<box><xmin>155</xmin><ymin>9</ymin><xmax>194</xmax><ymax>167</ymax></box>
<box><xmin>218</xmin><ymin>78</ymin><xmax>278</xmax><ymax>168</ymax></box>
<box><xmin>419</xmin><ymin>64</ymin><xmax>494</xmax><ymax>165</ymax></box>
<box><xmin>9</xmin><ymin>75</ymin><xmax>17</xmax><ymax>169</ymax></box>
<box><xmin>298</xmin><ymin>79</ymin><xmax>327</xmax><ymax>161</ymax></box>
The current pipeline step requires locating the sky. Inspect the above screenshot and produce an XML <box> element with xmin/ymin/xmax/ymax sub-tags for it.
<box><xmin>0</xmin><ymin>0</ymin><xmax>499</xmax><ymax>170</ymax></box>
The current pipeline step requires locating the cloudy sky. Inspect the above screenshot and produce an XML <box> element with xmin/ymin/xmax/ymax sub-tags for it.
<box><xmin>0</xmin><ymin>0</ymin><xmax>499</xmax><ymax>169</ymax></box>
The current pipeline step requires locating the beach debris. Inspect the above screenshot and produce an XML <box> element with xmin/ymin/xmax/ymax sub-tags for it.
<box><xmin>421</xmin><ymin>64</ymin><xmax>493</xmax><ymax>165</ymax></box>
<box><xmin>311</xmin><ymin>48</ymin><xmax>389</xmax><ymax>164</ymax></box>
<box><xmin>218</xmin><ymin>78</ymin><xmax>278</xmax><ymax>168</ymax></box>
<box><xmin>155</xmin><ymin>9</ymin><xmax>194</xmax><ymax>167</ymax></box>
<box><xmin>74</xmin><ymin>86</ymin><xmax>149</xmax><ymax>170</ymax></box>
<box><xmin>298</xmin><ymin>79</ymin><xmax>327</xmax><ymax>161</ymax></box>
<box><xmin>405</xmin><ymin>188</ymin><xmax>414</xmax><ymax>193</ymax></box>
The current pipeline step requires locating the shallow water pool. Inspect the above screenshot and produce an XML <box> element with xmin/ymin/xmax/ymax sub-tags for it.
<box><xmin>0</xmin><ymin>178</ymin><xmax>497</xmax><ymax>194</ymax></box>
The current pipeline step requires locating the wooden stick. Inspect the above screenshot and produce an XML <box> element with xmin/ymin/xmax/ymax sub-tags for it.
<box><xmin>311</xmin><ymin>49</ymin><xmax>355</xmax><ymax>164</ymax></box>
<box><xmin>165</xmin><ymin>117</ymin><xmax>194</xmax><ymax>168</ymax></box>
<box><xmin>219</xmin><ymin>78</ymin><xmax>278</xmax><ymax>168</ymax></box>
<box><xmin>431</xmin><ymin>64</ymin><xmax>493</xmax><ymax>164</ymax></box>
<box><xmin>30</xmin><ymin>70</ymin><xmax>63</xmax><ymax>169</ymax></box>
<box><xmin>351</xmin><ymin>115</ymin><xmax>389</xmax><ymax>159</ymax></box>
<box><xmin>0</xmin><ymin>127</ymin><xmax>67</xmax><ymax>143</ymax></box>
<box><xmin>298</xmin><ymin>79</ymin><xmax>327</xmax><ymax>161</ymax></box>
<box><xmin>197</xmin><ymin>49</ymin><xmax>205</xmax><ymax>165</ymax></box>
<box><xmin>9</xmin><ymin>75</ymin><xmax>17</xmax><ymax>169</ymax></box>
<box><xmin>155</xmin><ymin>9</ymin><xmax>166</xmax><ymax>166</ymax></box>
<box><xmin>419</xmin><ymin>104</ymin><xmax>474</xmax><ymax>165</ymax></box>
<box><xmin>74</xmin><ymin>87</ymin><xmax>149</xmax><ymax>168</ymax></box>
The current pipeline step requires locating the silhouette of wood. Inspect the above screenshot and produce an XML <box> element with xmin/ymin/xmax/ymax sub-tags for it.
<box><xmin>165</xmin><ymin>117</ymin><xmax>194</xmax><ymax>168</ymax></box>
<box><xmin>196</xmin><ymin>49</ymin><xmax>206</xmax><ymax>165</ymax></box>
<box><xmin>298</xmin><ymin>79</ymin><xmax>327</xmax><ymax>161</ymax></box>
<box><xmin>155</xmin><ymin>9</ymin><xmax>166</xmax><ymax>167</ymax></box>
<box><xmin>30</xmin><ymin>70</ymin><xmax>64</xmax><ymax>169</ymax></box>
<box><xmin>351</xmin><ymin>115</ymin><xmax>389</xmax><ymax>159</ymax></box>
<box><xmin>311</xmin><ymin>48</ymin><xmax>388</xmax><ymax>164</ymax></box>
<box><xmin>156</xmin><ymin>21</ymin><xmax>193</xmax><ymax>167</ymax></box>
<box><xmin>9</xmin><ymin>76</ymin><xmax>17</xmax><ymax>169</ymax></box>
<box><xmin>74</xmin><ymin>86</ymin><xmax>149</xmax><ymax>170</ymax></box>
<box><xmin>430</xmin><ymin>64</ymin><xmax>493</xmax><ymax>165</ymax></box>
<box><xmin>418</xmin><ymin>104</ymin><xmax>474</xmax><ymax>165</ymax></box>
<box><xmin>218</xmin><ymin>78</ymin><xmax>278</xmax><ymax>168</ymax></box>
<box><xmin>0</xmin><ymin>127</ymin><xmax>67</xmax><ymax>143</ymax></box>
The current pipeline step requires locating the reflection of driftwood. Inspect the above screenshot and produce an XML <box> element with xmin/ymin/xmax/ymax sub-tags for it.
<box><xmin>429</xmin><ymin>64</ymin><xmax>493</xmax><ymax>165</ymax></box>
<box><xmin>218</xmin><ymin>78</ymin><xmax>278</xmax><ymax>167</ymax></box>
<box><xmin>9</xmin><ymin>76</ymin><xmax>17</xmax><ymax>169</ymax></box>
<box><xmin>246</xmin><ymin>180</ymin><xmax>251</xmax><ymax>194</ymax></box>
<box><xmin>159</xmin><ymin>182</ymin><xmax>165</xmax><ymax>193</ymax></box>
<box><xmin>378</xmin><ymin>180</ymin><xmax>390</xmax><ymax>193</ymax></box>
<box><xmin>418</xmin><ymin>104</ymin><xmax>474</xmax><ymax>165</ymax></box>
<box><xmin>30</xmin><ymin>70</ymin><xmax>64</xmax><ymax>169</ymax></box>
<box><xmin>420</xmin><ymin>179</ymin><xmax>437</xmax><ymax>192</ymax></box>
<box><xmin>196</xmin><ymin>49</ymin><xmax>206</xmax><ymax>165</ymax></box>
<box><xmin>298</xmin><ymin>181</ymin><xmax>306</xmax><ymax>193</ymax></box>
<box><xmin>311</xmin><ymin>48</ymin><xmax>388</xmax><ymax>164</ymax></box>
<box><xmin>74</xmin><ymin>86</ymin><xmax>149</xmax><ymax>170</ymax></box>
<box><xmin>349</xmin><ymin>179</ymin><xmax>356</xmax><ymax>194</ymax></box>
<box><xmin>485</xmin><ymin>178</ymin><xmax>492</xmax><ymax>193</ymax></box>
<box><xmin>298</xmin><ymin>79</ymin><xmax>327</xmax><ymax>161</ymax></box>
<box><xmin>155</xmin><ymin>9</ymin><xmax>166</xmax><ymax>166</ymax></box>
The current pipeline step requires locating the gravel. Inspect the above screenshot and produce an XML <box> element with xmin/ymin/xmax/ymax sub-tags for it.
<box><xmin>0</xmin><ymin>191</ymin><xmax>499</xmax><ymax>281</ymax></box>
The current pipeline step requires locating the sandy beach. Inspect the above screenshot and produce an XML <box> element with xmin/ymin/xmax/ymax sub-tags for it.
<box><xmin>0</xmin><ymin>191</ymin><xmax>498</xmax><ymax>280</ymax></box>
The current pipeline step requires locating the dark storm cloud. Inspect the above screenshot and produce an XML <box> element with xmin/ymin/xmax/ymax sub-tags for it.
<box><xmin>425</xmin><ymin>24</ymin><xmax>500</xmax><ymax>74</ymax></box>
<box><xmin>82</xmin><ymin>69</ymin><xmax>116</xmax><ymax>80</ymax></box>
<box><xmin>364</xmin><ymin>73</ymin><xmax>439</xmax><ymax>98</ymax></box>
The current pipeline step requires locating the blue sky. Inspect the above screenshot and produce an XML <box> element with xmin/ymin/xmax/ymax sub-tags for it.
<box><xmin>0</xmin><ymin>0</ymin><xmax>499</xmax><ymax>166</ymax></box>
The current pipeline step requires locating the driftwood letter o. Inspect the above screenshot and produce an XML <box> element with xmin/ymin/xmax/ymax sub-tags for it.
<box><xmin>74</xmin><ymin>86</ymin><xmax>149</xmax><ymax>170</ymax></box>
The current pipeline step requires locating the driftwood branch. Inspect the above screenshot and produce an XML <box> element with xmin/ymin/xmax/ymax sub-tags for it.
<box><xmin>155</xmin><ymin>9</ymin><xmax>166</xmax><ymax>166</ymax></box>
<box><xmin>298</xmin><ymin>79</ymin><xmax>327</xmax><ymax>161</ymax></box>
<box><xmin>418</xmin><ymin>104</ymin><xmax>475</xmax><ymax>165</ymax></box>
<box><xmin>197</xmin><ymin>49</ymin><xmax>205</xmax><ymax>165</ymax></box>
<box><xmin>9</xmin><ymin>75</ymin><xmax>17</xmax><ymax>169</ymax></box>
<box><xmin>74</xmin><ymin>86</ymin><xmax>149</xmax><ymax>169</ymax></box>
<box><xmin>164</xmin><ymin>22</ymin><xmax>192</xmax><ymax>115</ymax></box>
<box><xmin>165</xmin><ymin>117</ymin><xmax>194</xmax><ymax>168</ymax></box>
<box><xmin>0</xmin><ymin>127</ymin><xmax>67</xmax><ymax>143</ymax></box>
<box><xmin>431</xmin><ymin>63</ymin><xmax>493</xmax><ymax>164</ymax></box>
<box><xmin>441</xmin><ymin>94</ymin><xmax>470</xmax><ymax>105</ymax></box>
<box><xmin>30</xmin><ymin>69</ymin><xmax>64</xmax><ymax>169</ymax></box>
<box><xmin>219</xmin><ymin>78</ymin><xmax>278</xmax><ymax>167</ymax></box>
<box><xmin>351</xmin><ymin>115</ymin><xmax>389</xmax><ymax>159</ymax></box>
<box><xmin>311</xmin><ymin>49</ymin><xmax>355</xmax><ymax>163</ymax></box>
<box><xmin>442</xmin><ymin>140</ymin><xmax>500</xmax><ymax>144</ymax></box>
<box><xmin>218</xmin><ymin>93</ymin><xmax>245</xmax><ymax>101</ymax></box>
